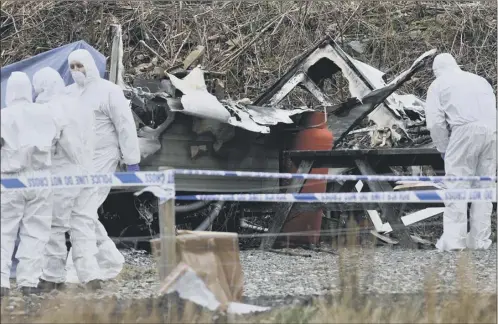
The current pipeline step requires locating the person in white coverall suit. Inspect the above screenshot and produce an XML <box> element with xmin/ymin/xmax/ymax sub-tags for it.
<box><xmin>63</xmin><ymin>49</ymin><xmax>140</xmax><ymax>280</ymax></box>
<box><xmin>33</xmin><ymin>68</ymin><xmax>125</xmax><ymax>288</ymax></box>
<box><xmin>31</xmin><ymin>67</ymin><xmax>111</xmax><ymax>292</ymax></box>
<box><xmin>425</xmin><ymin>53</ymin><xmax>497</xmax><ymax>251</ymax></box>
<box><xmin>0</xmin><ymin>72</ymin><xmax>62</xmax><ymax>297</ymax></box>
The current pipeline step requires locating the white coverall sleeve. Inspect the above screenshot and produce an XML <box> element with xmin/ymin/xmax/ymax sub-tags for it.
<box><xmin>52</xmin><ymin>102</ymin><xmax>78</xmax><ymax>160</ymax></box>
<box><xmin>48</xmin><ymin>101</ymin><xmax>68</xmax><ymax>142</ymax></box>
<box><xmin>425</xmin><ymin>83</ymin><xmax>450</xmax><ymax>153</ymax></box>
<box><xmin>107</xmin><ymin>86</ymin><xmax>141</xmax><ymax>165</ymax></box>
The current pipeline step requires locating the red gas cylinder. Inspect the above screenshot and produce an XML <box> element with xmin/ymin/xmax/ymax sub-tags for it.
<box><xmin>281</xmin><ymin>111</ymin><xmax>333</xmax><ymax>246</ymax></box>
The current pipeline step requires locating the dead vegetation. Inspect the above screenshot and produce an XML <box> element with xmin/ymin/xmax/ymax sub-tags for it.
<box><xmin>2</xmin><ymin>292</ymin><xmax>496</xmax><ymax>323</ymax></box>
<box><xmin>1</xmin><ymin>249</ymin><xmax>496</xmax><ymax>323</ymax></box>
<box><xmin>1</xmin><ymin>1</ymin><xmax>496</xmax><ymax>101</ymax></box>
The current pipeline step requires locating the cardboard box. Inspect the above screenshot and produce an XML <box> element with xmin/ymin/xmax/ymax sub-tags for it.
<box><xmin>151</xmin><ymin>230</ymin><xmax>244</xmax><ymax>305</ymax></box>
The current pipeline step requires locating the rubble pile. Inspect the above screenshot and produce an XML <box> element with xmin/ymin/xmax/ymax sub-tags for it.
<box><xmin>337</xmin><ymin>120</ymin><xmax>432</xmax><ymax>150</ymax></box>
<box><xmin>125</xmin><ymin>34</ymin><xmax>438</xmax><ymax>161</ymax></box>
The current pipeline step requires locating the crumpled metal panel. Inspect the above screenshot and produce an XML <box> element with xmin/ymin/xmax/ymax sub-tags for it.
<box><xmin>154</xmin><ymin>66</ymin><xmax>314</xmax><ymax>133</ymax></box>
<box><xmin>222</xmin><ymin>100</ymin><xmax>311</xmax><ymax>133</ymax></box>
<box><xmin>253</xmin><ymin>36</ymin><xmax>436</xmax><ymax>149</ymax></box>
<box><xmin>167</xmin><ymin>67</ymin><xmax>232</xmax><ymax>123</ymax></box>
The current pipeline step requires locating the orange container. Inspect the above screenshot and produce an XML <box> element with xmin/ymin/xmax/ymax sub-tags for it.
<box><xmin>281</xmin><ymin>111</ymin><xmax>333</xmax><ymax>246</ymax></box>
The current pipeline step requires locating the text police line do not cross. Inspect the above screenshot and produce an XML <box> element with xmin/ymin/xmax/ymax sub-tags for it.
<box><xmin>175</xmin><ymin>188</ymin><xmax>497</xmax><ymax>203</ymax></box>
<box><xmin>17</xmin><ymin>171</ymin><xmax>174</xmax><ymax>190</ymax></box>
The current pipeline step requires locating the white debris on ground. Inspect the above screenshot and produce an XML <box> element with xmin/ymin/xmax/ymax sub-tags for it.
<box><xmin>4</xmin><ymin>245</ymin><xmax>496</xmax><ymax>306</ymax></box>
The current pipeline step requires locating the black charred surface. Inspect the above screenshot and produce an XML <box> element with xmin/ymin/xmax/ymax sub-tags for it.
<box><xmin>284</xmin><ymin>148</ymin><xmax>444</xmax><ymax>170</ymax></box>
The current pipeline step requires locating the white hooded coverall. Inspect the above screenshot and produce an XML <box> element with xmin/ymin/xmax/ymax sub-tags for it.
<box><xmin>64</xmin><ymin>49</ymin><xmax>140</xmax><ymax>280</ymax></box>
<box><xmin>1</xmin><ymin>72</ymin><xmax>61</xmax><ymax>289</ymax></box>
<box><xmin>32</xmin><ymin>67</ymin><xmax>105</xmax><ymax>284</ymax></box>
<box><xmin>426</xmin><ymin>53</ymin><xmax>497</xmax><ymax>251</ymax></box>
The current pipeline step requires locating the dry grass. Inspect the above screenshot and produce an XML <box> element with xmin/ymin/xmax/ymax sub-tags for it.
<box><xmin>1</xmin><ymin>232</ymin><xmax>496</xmax><ymax>323</ymax></box>
<box><xmin>1</xmin><ymin>254</ymin><xmax>495</xmax><ymax>323</ymax></box>
<box><xmin>1</xmin><ymin>1</ymin><xmax>496</xmax><ymax>100</ymax></box>
<box><xmin>16</xmin><ymin>293</ymin><xmax>497</xmax><ymax>324</ymax></box>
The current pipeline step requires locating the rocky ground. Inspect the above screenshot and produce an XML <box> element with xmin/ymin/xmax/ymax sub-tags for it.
<box><xmin>2</xmin><ymin>244</ymin><xmax>496</xmax><ymax>311</ymax></box>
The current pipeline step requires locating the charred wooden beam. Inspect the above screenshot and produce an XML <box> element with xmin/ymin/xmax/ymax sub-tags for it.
<box><xmin>239</xmin><ymin>201</ymin><xmax>444</xmax><ymax>214</ymax></box>
<box><xmin>354</xmin><ymin>159</ymin><xmax>416</xmax><ymax>249</ymax></box>
<box><xmin>260</xmin><ymin>160</ymin><xmax>313</xmax><ymax>250</ymax></box>
<box><xmin>284</xmin><ymin>148</ymin><xmax>444</xmax><ymax>169</ymax></box>
<box><xmin>294</xmin><ymin>203</ymin><xmax>378</xmax><ymax>213</ymax></box>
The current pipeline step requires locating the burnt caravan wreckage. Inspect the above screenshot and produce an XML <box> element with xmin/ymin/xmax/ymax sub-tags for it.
<box><xmin>101</xmin><ymin>36</ymin><xmax>439</xmax><ymax>247</ymax></box>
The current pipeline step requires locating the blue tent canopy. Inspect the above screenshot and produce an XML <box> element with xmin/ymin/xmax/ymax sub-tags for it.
<box><xmin>1</xmin><ymin>40</ymin><xmax>107</xmax><ymax>108</ymax></box>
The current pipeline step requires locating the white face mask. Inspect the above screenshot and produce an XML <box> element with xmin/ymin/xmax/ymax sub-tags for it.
<box><xmin>71</xmin><ymin>71</ymin><xmax>86</xmax><ymax>86</ymax></box>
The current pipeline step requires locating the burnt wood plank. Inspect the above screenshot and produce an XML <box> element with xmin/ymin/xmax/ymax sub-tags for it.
<box><xmin>354</xmin><ymin>159</ymin><xmax>416</xmax><ymax>249</ymax></box>
<box><xmin>284</xmin><ymin>148</ymin><xmax>444</xmax><ymax>170</ymax></box>
<box><xmin>292</xmin><ymin>202</ymin><xmax>444</xmax><ymax>213</ymax></box>
<box><xmin>260</xmin><ymin>160</ymin><xmax>313</xmax><ymax>250</ymax></box>
<box><xmin>294</xmin><ymin>203</ymin><xmax>378</xmax><ymax>213</ymax></box>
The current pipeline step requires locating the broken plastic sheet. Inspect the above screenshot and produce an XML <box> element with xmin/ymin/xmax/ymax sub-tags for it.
<box><xmin>160</xmin><ymin>263</ymin><xmax>271</xmax><ymax>315</ymax></box>
<box><xmin>394</xmin><ymin>94</ymin><xmax>426</xmax><ymax>116</ymax></box>
<box><xmin>262</xmin><ymin>40</ymin><xmax>432</xmax><ymax>145</ymax></box>
<box><xmin>237</xmin><ymin>104</ymin><xmax>311</xmax><ymax>126</ymax></box>
<box><xmin>224</xmin><ymin>100</ymin><xmax>312</xmax><ymax>133</ymax></box>
<box><xmin>349</xmin><ymin>49</ymin><xmax>436</xmax><ymax>117</ymax></box>
<box><xmin>350</xmin><ymin>58</ymin><xmax>404</xmax><ymax>118</ymax></box>
<box><xmin>167</xmin><ymin>67</ymin><xmax>231</xmax><ymax>123</ymax></box>
<box><xmin>337</xmin><ymin>50</ymin><xmax>435</xmax><ymax>144</ymax></box>
<box><xmin>166</xmin><ymin>67</ymin><xmax>311</xmax><ymax>133</ymax></box>
<box><xmin>299</xmin><ymin>44</ymin><xmax>415</xmax><ymax>142</ymax></box>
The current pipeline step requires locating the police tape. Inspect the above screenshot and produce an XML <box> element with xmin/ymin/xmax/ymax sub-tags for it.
<box><xmin>174</xmin><ymin>169</ymin><xmax>497</xmax><ymax>182</ymax></box>
<box><xmin>1</xmin><ymin>169</ymin><xmax>497</xmax><ymax>197</ymax></box>
<box><xmin>175</xmin><ymin>188</ymin><xmax>497</xmax><ymax>203</ymax></box>
<box><xmin>1</xmin><ymin>171</ymin><xmax>175</xmax><ymax>191</ymax></box>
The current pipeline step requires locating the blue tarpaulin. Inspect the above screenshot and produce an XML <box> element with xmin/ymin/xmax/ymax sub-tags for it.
<box><xmin>1</xmin><ymin>40</ymin><xmax>107</xmax><ymax>108</ymax></box>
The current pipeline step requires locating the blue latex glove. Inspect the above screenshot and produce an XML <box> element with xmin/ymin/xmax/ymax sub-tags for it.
<box><xmin>127</xmin><ymin>164</ymin><xmax>140</xmax><ymax>172</ymax></box>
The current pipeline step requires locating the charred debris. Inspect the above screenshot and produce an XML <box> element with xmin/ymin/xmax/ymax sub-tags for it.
<box><xmin>126</xmin><ymin>36</ymin><xmax>436</xmax><ymax>162</ymax></box>
<box><xmin>102</xmin><ymin>35</ymin><xmax>438</xmax><ymax>245</ymax></box>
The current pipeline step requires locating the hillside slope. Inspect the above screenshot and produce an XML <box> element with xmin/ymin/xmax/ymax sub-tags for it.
<box><xmin>1</xmin><ymin>1</ymin><xmax>496</xmax><ymax>100</ymax></box>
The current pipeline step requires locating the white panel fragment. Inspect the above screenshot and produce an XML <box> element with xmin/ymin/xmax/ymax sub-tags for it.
<box><xmin>355</xmin><ymin>180</ymin><xmax>364</xmax><ymax>192</ymax></box>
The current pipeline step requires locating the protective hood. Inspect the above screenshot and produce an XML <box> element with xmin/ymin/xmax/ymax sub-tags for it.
<box><xmin>432</xmin><ymin>53</ymin><xmax>460</xmax><ymax>78</ymax></box>
<box><xmin>33</xmin><ymin>67</ymin><xmax>66</xmax><ymax>103</ymax></box>
<box><xmin>67</xmin><ymin>49</ymin><xmax>100</xmax><ymax>85</ymax></box>
<box><xmin>5</xmin><ymin>72</ymin><xmax>33</xmax><ymax>106</ymax></box>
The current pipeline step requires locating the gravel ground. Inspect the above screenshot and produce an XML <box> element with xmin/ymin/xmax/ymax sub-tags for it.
<box><xmin>3</xmin><ymin>245</ymin><xmax>496</xmax><ymax>308</ymax></box>
<box><xmin>240</xmin><ymin>244</ymin><xmax>497</xmax><ymax>298</ymax></box>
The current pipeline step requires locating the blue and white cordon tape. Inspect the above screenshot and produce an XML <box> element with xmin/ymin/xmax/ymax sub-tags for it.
<box><xmin>1</xmin><ymin>169</ymin><xmax>496</xmax><ymax>203</ymax></box>
<box><xmin>2</xmin><ymin>169</ymin><xmax>495</xmax><ymax>191</ymax></box>
<box><xmin>1</xmin><ymin>171</ymin><xmax>175</xmax><ymax>191</ymax></box>
<box><xmin>175</xmin><ymin>188</ymin><xmax>497</xmax><ymax>203</ymax></box>
<box><xmin>174</xmin><ymin>169</ymin><xmax>497</xmax><ymax>183</ymax></box>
